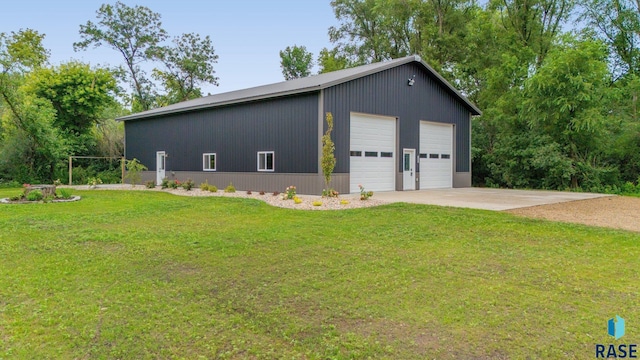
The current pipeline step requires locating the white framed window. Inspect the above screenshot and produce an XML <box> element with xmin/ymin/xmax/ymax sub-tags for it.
<box><xmin>203</xmin><ymin>153</ymin><xmax>216</xmax><ymax>171</ymax></box>
<box><xmin>257</xmin><ymin>151</ymin><xmax>274</xmax><ymax>172</ymax></box>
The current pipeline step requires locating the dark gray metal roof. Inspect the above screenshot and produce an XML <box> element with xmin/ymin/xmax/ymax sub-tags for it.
<box><xmin>117</xmin><ymin>55</ymin><xmax>481</xmax><ymax>121</ymax></box>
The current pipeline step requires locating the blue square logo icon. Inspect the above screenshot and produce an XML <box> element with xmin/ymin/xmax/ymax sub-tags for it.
<box><xmin>608</xmin><ymin>315</ymin><xmax>625</xmax><ymax>340</ymax></box>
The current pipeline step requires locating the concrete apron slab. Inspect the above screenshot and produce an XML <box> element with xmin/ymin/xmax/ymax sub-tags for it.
<box><xmin>372</xmin><ymin>188</ymin><xmax>612</xmax><ymax>211</ymax></box>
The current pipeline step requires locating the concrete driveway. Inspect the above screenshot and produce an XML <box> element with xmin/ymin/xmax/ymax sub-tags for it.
<box><xmin>372</xmin><ymin>188</ymin><xmax>611</xmax><ymax>211</ymax></box>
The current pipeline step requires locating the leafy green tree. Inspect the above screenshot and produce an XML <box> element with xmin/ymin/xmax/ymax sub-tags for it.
<box><xmin>94</xmin><ymin>102</ymin><xmax>128</xmax><ymax>158</ymax></box>
<box><xmin>74</xmin><ymin>1</ymin><xmax>168</xmax><ymax>112</ymax></box>
<box><xmin>317</xmin><ymin>47</ymin><xmax>352</xmax><ymax>73</ymax></box>
<box><xmin>151</xmin><ymin>33</ymin><xmax>219</xmax><ymax>104</ymax></box>
<box><xmin>329</xmin><ymin>0</ymin><xmax>393</xmax><ymax>63</ymax></box>
<box><xmin>24</xmin><ymin>62</ymin><xmax>118</xmax><ymax>155</ymax></box>
<box><xmin>520</xmin><ymin>38</ymin><xmax>613</xmax><ymax>189</ymax></box>
<box><xmin>279</xmin><ymin>45</ymin><xmax>314</xmax><ymax>80</ymax></box>
<box><xmin>328</xmin><ymin>0</ymin><xmax>477</xmax><ymax>75</ymax></box>
<box><xmin>0</xmin><ymin>29</ymin><xmax>66</xmax><ymax>183</ymax></box>
<box><xmin>583</xmin><ymin>0</ymin><xmax>640</xmax><ymax>76</ymax></box>
<box><xmin>491</xmin><ymin>0</ymin><xmax>574</xmax><ymax>67</ymax></box>
<box><xmin>0</xmin><ymin>29</ymin><xmax>49</xmax><ymax>124</ymax></box>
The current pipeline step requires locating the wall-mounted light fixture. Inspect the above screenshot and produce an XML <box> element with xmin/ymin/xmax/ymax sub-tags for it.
<box><xmin>408</xmin><ymin>75</ymin><xmax>416</xmax><ymax>86</ymax></box>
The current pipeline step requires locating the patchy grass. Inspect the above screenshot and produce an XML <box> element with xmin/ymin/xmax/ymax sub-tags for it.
<box><xmin>0</xmin><ymin>189</ymin><xmax>638</xmax><ymax>359</ymax></box>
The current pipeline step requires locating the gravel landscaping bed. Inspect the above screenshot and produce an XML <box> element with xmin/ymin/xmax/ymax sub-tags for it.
<box><xmin>507</xmin><ymin>196</ymin><xmax>640</xmax><ymax>233</ymax></box>
<box><xmin>65</xmin><ymin>184</ymin><xmax>388</xmax><ymax>210</ymax></box>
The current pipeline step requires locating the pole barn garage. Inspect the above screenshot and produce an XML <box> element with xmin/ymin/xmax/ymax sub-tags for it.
<box><xmin>119</xmin><ymin>55</ymin><xmax>481</xmax><ymax>195</ymax></box>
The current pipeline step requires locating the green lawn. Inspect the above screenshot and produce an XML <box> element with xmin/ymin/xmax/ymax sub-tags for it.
<box><xmin>0</xmin><ymin>189</ymin><xmax>638</xmax><ymax>359</ymax></box>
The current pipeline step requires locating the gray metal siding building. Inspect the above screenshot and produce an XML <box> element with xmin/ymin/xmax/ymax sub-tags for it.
<box><xmin>120</xmin><ymin>55</ymin><xmax>480</xmax><ymax>195</ymax></box>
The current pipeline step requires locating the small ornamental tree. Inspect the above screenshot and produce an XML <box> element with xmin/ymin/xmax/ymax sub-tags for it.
<box><xmin>321</xmin><ymin>112</ymin><xmax>336</xmax><ymax>193</ymax></box>
<box><xmin>125</xmin><ymin>158</ymin><xmax>147</xmax><ymax>186</ymax></box>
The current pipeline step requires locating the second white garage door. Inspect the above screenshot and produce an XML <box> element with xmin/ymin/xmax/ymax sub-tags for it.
<box><xmin>420</xmin><ymin>121</ymin><xmax>453</xmax><ymax>189</ymax></box>
<box><xmin>349</xmin><ymin>113</ymin><xmax>396</xmax><ymax>193</ymax></box>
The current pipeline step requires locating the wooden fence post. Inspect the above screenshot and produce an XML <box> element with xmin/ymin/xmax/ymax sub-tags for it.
<box><xmin>68</xmin><ymin>156</ymin><xmax>72</xmax><ymax>185</ymax></box>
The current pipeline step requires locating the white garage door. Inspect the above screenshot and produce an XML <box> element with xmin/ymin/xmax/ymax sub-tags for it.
<box><xmin>420</xmin><ymin>122</ymin><xmax>453</xmax><ymax>189</ymax></box>
<box><xmin>350</xmin><ymin>113</ymin><xmax>396</xmax><ymax>193</ymax></box>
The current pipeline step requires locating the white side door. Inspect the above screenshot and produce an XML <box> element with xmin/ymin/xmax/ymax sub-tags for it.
<box><xmin>403</xmin><ymin>149</ymin><xmax>415</xmax><ymax>190</ymax></box>
<box><xmin>156</xmin><ymin>151</ymin><xmax>166</xmax><ymax>185</ymax></box>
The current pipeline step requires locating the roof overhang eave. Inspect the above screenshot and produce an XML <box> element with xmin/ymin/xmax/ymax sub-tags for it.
<box><xmin>116</xmin><ymin>86</ymin><xmax>323</xmax><ymax>122</ymax></box>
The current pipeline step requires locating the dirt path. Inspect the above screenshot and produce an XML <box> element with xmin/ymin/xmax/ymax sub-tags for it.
<box><xmin>507</xmin><ymin>196</ymin><xmax>640</xmax><ymax>233</ymax></box>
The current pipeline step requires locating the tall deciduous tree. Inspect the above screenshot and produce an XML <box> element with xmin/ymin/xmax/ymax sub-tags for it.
<box><xmin>583</xmin><ymin>0</ymin><xmax>640</xmax><ymax>77</ymax></box>
<box><xmin>0</xmin><ymin>29</ymin><xmax>65</xmax><ymax>182</ymax></box>
<box><xmin>279</xmin><ymin>45</ymin><xmax>314</xmax><ymax>80</ymax></box>
<box><xmin>26</xmin><ymin>62</ymin><xmax>117</xmax><ymax>135</ymax></box>
<box><xmin>491</xmin><ymin>0</ymin><xmax>574</xmax><ymax>67</ymax></box>
<box><xmin>507</xmin><ymin>38</ymin><xmax>614</xmax><ymax>189</ymax></box>
<box><xmin>24</xmin><ymin>62</ymin><xmax>118</xmax><ymax>155</ymax></box>
<box><xmin>151</xmin><ymin>33</ymin><xmax>219</xmax><ymax>104</ymax></box>
<box><xmin>74</xmin><ymin>1</ymin><xmax>168</xmax><ymax>112</ymax></box>
<box><xmin>317</xmin><ymin>47</ymin><xmax>352</xmax><ymax>73</ymax></box>
<box><xmin>329</xmin><ymin>0</ymin><xmax>392</xmax><ymax>63</ymax></box>
<box><xmin>328</xmin><ymin>0</ymin><xmax>477</xmax><ymax>75</ymax></box>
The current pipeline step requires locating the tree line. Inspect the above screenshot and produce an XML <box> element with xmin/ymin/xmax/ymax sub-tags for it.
<box><xmin>280</xmin><ymin>0</ymin><xmax>640</xmax><ymax>193</ymax></box>
<box><xmin>2</xmin><ymin>0</ymin><xmax>638</xmax><ymax>192</ymax></box>
<box><xmin>0</xmin><ymin>2</ymin><xmax>219</xmax><ymax>184</ymax></box>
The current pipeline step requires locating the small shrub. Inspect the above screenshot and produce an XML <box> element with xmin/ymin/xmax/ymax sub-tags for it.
<box><xmin>294</xmin><ymin>196</ymin><xmax>302</xmax><ymax>204</ymax></box>
<box><xmin>246</xmin><ymin>190</ymin><xmax>252</xmax><ymax>195</ymax></box>
<box><xmin>224</xmin><ymin>182</ymin><xmax>236</xmax><ymax>193</ymax></box>
<box><xmin>259</xmin><ymin>190</ymin><xmax>265</xmax><ymax>195</ymax></box>
<box><xmin>358</xmin><ymin>184</ymin><xmax>373</xmax><ymax>200</ymax></box>
<box><xmin>87</xmin><ymin>177</ymin><xmax>102</xmax><ymax>187</ymax></box>
<box><xmin>0</xmin><ymin>180</ymin><xmax>21</xmax><ymax>188</ymax></box>
<box><xmin>182</xmin><ymin>178</ymin><xmax>195</xmax><ymax>191</ymax></box>
<box><xmin>272</xmin><ymin>191</ymin><xmax>280</xmax><ymax>196</ymax></box>
<box><xmin>168</xmin><ymin>180</ymin><xmax>180</xmax><ymax>189</ymax></box>
<box><xmin>340</xmin><ymin>199</ymin><xmax>349</xmax><ymax>205</ymax></box>
<box><xmin>621</xmin><ymin>181</ymin><xmax>640</xmax><ymax>195</ymax></box>
<box><xmin>26</xmin><ymin>190</ymin><xmax>43</xmax><ymax>201</ymax></box>
<box><xmin>9</xmin><ymin>194</ymin><xmax>23</xmax><ymax>201</ymax></box>
<box><xmin>43</xmin><ymin>196</ymin><xmax>54</xmax><ymax>203</ymax></box>
<box><xmin>199</xmin><ymin>180</ymin><xmax>209</xmax><ymax>191</ymax></box>
<box><xmin>312</xmin><ymin>200</ymin><xmax>322</xmax><ymax>206</ymax></box>
<box><xmin>322</xmin><ymin>188</ymin><xmax>339</xmax><ymax>198</ymax></box>
<box><xmin>208</xmin><ymin>185</ymin><xmax>218</xmax><ymax>192</ymax></box>
<box><xmin>285</xmin><ymin>185</ymin><xmax>297</xmax><ymax>199</ymax></box>
<box><xmin>57</xmin><ymin>188</ymin><xmax>73</xmax><ymax>199</ymax></box>
<box><xmin>145</xmin><ymin>180</ymin><xmax>156</xmax><ymax>189</ymax></box>
<box><xmin>161</xmin><ymin>178</ymin><xmax>170</xmax><ymax>189</ymax></box>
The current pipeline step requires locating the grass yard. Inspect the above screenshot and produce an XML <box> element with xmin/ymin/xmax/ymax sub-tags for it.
<box><xmin>0</xmin><ymin>189</ymin><xmax>638</xmax><ymax>359</ymax></box>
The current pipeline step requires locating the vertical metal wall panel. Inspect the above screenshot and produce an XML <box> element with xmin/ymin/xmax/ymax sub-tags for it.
<box><xmin>125</xmin><ymin>93</ymin><xmax>319</xmax><ymax>173</ymax></box>
<box><xmin>135</xmin><ymin>171</ymin><xmax>348</xmax><ymax>195</ymax></box>
<box><xmin>323</xmin><ymin>63</ymin><xmax>472</xmax><ymax>174</ymax></box>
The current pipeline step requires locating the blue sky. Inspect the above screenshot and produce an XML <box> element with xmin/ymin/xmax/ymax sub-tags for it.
<box><xmin>2</xmin><ymin>0</ymin><xmax>338</xmax><ymax>95</ymax></box>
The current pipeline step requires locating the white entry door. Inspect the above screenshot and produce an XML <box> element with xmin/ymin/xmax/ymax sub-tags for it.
<box><xmin>403</xmin><ymin>149</ymin><xmax>415</xmax><ymax>190</ymax></box>
<box><xmin>156</xmin><ymin>151</ymin><xmax>166</xmax><ymax>185</ymax></box>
